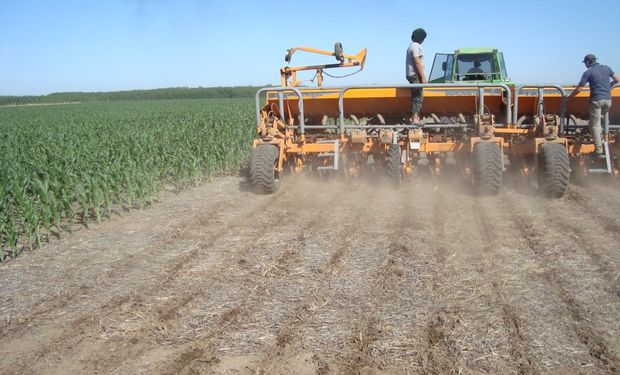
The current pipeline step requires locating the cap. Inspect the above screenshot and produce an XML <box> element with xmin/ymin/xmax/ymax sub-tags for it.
<box><xmin>411</xmin><ymin>28</ymin><xmax>427</xmax><ymax>43</ymax></box>
<box><xmin>583</xmin><ymin>54</ymin><xmax>596</xmax><ymax>63</ymax></box>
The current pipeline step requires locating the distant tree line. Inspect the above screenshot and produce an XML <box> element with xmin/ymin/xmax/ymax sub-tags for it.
<box><xmin>0</xmin><ymin>86</ymin><xmax>270</xmax><ymax>106</ymax></box>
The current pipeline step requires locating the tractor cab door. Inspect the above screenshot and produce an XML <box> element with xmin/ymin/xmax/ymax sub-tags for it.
<box><xmin>499</xmin><ymin>52</ymin><xmax>509</xmax><ymax>81</ymax></box>
<box><xmin>429</xmin><ymin>53</ymin><xmax>454</xmax><ymax>83</ymax></box>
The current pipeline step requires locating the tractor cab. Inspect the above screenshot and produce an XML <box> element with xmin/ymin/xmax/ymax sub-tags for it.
<box><xmin>429</xmin><ymin>48</ymin><xmax>511</xmax><ymax>84</ymax></box>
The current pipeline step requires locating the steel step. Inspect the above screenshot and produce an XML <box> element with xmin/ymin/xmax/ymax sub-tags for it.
<box><xmin>317</xmin><ymin>140</ymin><xmax>339</xmax><ymax>171</ymax></box>
<box><xmin>587</xmin><ymin>141</ymin><xmax>612</xmax><ymax>174</ymax></box>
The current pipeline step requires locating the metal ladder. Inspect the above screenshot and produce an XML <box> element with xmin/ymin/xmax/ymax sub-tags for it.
<box><xmin>316</xmin><ymin>139</ymin><xmax>339</xmax><ymax>171</ymax></box>
<box><xmin>588</xmin><ymin>141</ymin><xmax>612</xmax><ymax>174</ymax></box>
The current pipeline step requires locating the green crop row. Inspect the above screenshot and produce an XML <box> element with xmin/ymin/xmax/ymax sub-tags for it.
<box><xmin>0</xmin><ymin>98</ymin><xmax>255</xmax><ymax>261</ymax></box>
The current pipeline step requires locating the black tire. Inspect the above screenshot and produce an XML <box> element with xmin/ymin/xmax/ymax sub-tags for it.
<box><xmin>538</xmin><ymin>143</ymin><xmax>570</xmax><ymax>198</ymax></box>
<box><xmin>386</xmin><ymin>144</ymin><xmax>402</xmax><ymax>187</ymax></box>
<box><xmin>334</xmin><ymin>42</ymin><xmax>343</xmax><ymax>62</ymax></box>
<box><xmin>472</xmin><ymin>142</ymin><xmax>502</xmax><ymax>195</ymax></box>
<box><xmin>250</xmin><ymin>144</ymin><xmax>280</xmax><ymax>194</ymax></box>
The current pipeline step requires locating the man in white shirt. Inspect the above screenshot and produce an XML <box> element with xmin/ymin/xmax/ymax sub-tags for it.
<box><xmin>406</xmin><ymin>28</ymin><xmax>427</xmax><ymax>125</ymax></box>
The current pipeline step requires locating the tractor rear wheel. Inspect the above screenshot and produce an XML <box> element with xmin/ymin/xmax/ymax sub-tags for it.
<box><xmin>250</xmin><ymin>144</ymin><xmax>280</xmax><ymax>194</ymax></box>
<box><xmin>538</xmin><ymin>143</ymin><xmax>570</xmax><ymax>198</ymax></box>
<box><xmin>387</xmin><ymin>144</ymin><xmax>402</xmax><ymax>187</ymax></box>
<box><xmin>472</xmin><ymin>142</ymin><xmax>502</xmax><ymax>195</ymax></box>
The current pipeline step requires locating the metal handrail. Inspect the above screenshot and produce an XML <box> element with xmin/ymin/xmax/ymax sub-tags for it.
<box><xmin>255</xmin><ymin>82</ymin><xmax>620</xmax><ymax>135</ymax></box>
<box><xmin>562</xmin><ymin>82</ymin><xmax>619</xmax><ymax>134</ymax></box>
<box><xmin>513</xmin><ymin>85</ymin><xmax>567</xmax><ymax>133</ymax></box>
<box><xmin>337</xmin><ymin>83</ymin><xmax>512</xmax><ymax>134</ymax></box>
<box><xmin>609</xmin><ymin>83</ymin><xmax>620</xmax><ymax>134</ymax></box>
<box><xmin>255</xmin><ymin>87</ymin><xmax>305</xmax><ymax>132</ymax></box>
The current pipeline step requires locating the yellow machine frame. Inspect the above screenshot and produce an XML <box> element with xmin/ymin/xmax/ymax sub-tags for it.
<box><xmin>280</xmin><ymin>43</ymin><xmax>367</xmax><ymax>87</ymax></box>
<box><xmin>250</xmin><ymin>44</ymin><xmax>619</xmax><ymax>196</ymax></box>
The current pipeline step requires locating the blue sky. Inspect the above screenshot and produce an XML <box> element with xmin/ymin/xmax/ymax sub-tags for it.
<box><xmin>1</xmin><ymin>0</ymin><xmax>619</xmax><ymax>95</ymax></box>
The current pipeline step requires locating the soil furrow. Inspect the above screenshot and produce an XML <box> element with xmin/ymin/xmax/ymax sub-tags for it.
<box><xmin>250</xmin><ymin>182</ymin><xmax>438</xmax><ymax>373</ymax></box>
<box><xmin>0</xmin><ymin>178</ymin><xmax>301</xmax><ymax>373</ymax></box>
<box><xmin>0</xmin><ymin>180</ymin><xmax>238</xmax><ymax>311</ymax></box>
<box><xmin>566</xmin><ymin>189</ymin><xmax>620</xmax><ymax>236</ymax></box>
<box><xmin>539</xmin><ymin>199</ymin><xmax>620</xmax><ymax>297</ymax></box>
<box><xmin>503</xmin><ymin>195</ymin><xmax>620</xmax><ymax>373</ymax></box>
<box><xmin>224</xmin><ymin>183</ymin><xmax>427</xmax><ymax>374</ymax></box>
<box><xmin>322</xmin><ymin>188</ymin><xmax>415</xmax><ymax>373</ymax></box>
<box><xmin>472</xmin><ymin>197</ymin><xmax>537</xmax><ymax>375</ymax></box>
<box><xmin>579</xmin><ymin>183</ymin><xmax>620</xmax><ymax>215</ymax></box>
<box><xmin>2</xmin><ymin>174</ymin><xmax>620</xmax><ymax>374</ymax></box>
<box><xmin>0</xmin><ymin>179</ymin><xmax>271</xmax><ymax>336</ymax></box>
<box><xmin>136</xmin><ymin>182</ymin><xmax>369</xmax><ymax>374</ymax></box>
<box><xmin>419</xmin><ymin>185</ymin><xmax>462</xmax><ymax>375</ymax></box>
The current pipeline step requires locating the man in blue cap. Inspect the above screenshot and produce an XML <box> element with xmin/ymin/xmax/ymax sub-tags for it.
<box><xmin>568</xmin><ymin>53</ymin><xmax>620</xmax><ymax>157</ymax></box>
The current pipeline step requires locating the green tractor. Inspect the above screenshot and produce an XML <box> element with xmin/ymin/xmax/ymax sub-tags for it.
<box><xmin>429</xmin><ymin>48</ymin><xmax>513</xmax><ymax>84</ymax></box>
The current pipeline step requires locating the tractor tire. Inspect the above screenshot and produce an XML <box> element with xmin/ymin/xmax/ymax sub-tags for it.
<box><xmin>538</xmin><ymin>143</ymin><xmax>570</xmax><ymax>198</ymax></box>
<box><xmin>250</xmin><ymin>144</ymin><xmax>280</xmax><ymax>194</ymax></box>
<box><xmin>387</xmin><ymin>144</ymin><xmax>402</xmax><ymax>187</ymax></box>
<box><xmin>472</xmin><ymin>142</ymin><xmax>502</xmax><ymax>196</ymax></box>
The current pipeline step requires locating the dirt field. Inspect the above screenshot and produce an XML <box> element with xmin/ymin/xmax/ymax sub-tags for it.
<box><xmin>1</xmin><ymin>173</ymin><xmax>619</xmax><ymax>374</ymax></box>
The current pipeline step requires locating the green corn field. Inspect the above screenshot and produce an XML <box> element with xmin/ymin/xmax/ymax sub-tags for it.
<box><xmin>0</xmin><ymin>98</ymin><xmax>255</xmax><ymax>261</ymax></box>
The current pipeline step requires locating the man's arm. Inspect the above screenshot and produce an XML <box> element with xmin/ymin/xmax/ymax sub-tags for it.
<box><xmin>567</xmin><ymin>85</ymin><xmax>583</xmax><ymax>98</ymax></box>
<box><xmin>568</xmin><ymin>72</ymin><xmax>588</xmax><ymax>98</ymax></box>
<box><xmin>612</xmin><ymin>73</ymin><xmax>620</xmax><ymax>88</ymax></box>
<box><xmin>414</xmin><ymin>56</ymin><xmax>427</xmax><ymax>83</ymax></box>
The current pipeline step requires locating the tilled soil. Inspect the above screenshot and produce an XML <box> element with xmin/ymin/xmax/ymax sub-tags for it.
<box><xmin>0</xmin><ymin>174</ymin><xmax>619</xmax><ymax>374</ymax></box>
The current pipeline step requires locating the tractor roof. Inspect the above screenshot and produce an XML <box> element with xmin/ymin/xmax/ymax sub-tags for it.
<box><xmin>455</xmin><ymin>48</ymin><xmax>498</xmax><ymax>54</ymax></box>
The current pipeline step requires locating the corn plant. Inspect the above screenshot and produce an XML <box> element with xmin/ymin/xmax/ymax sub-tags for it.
<box><xmin>0</xmin><ymin>98</ymin><xmax>255</xmax><ymax>261</ymax></box>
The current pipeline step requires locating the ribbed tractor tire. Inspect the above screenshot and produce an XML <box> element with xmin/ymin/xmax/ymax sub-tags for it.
<box><xmin>250</xmin><ymin>144</ymin><xmax>280</xmax><ymax>194</ymax></box>
<box><xmin>387</xmin><ymin>144</ymin><xmax>402</xmax><ymax>187</ymax></box>
<box><xmin>472</xmin><ymin>142</ymin><xmax>502</xmax><ymax>196</ymax></box>
<box><xmin>538</xmin><ymin>143</ymin><xmax>570</xmax><ymax>198</ymax></box>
